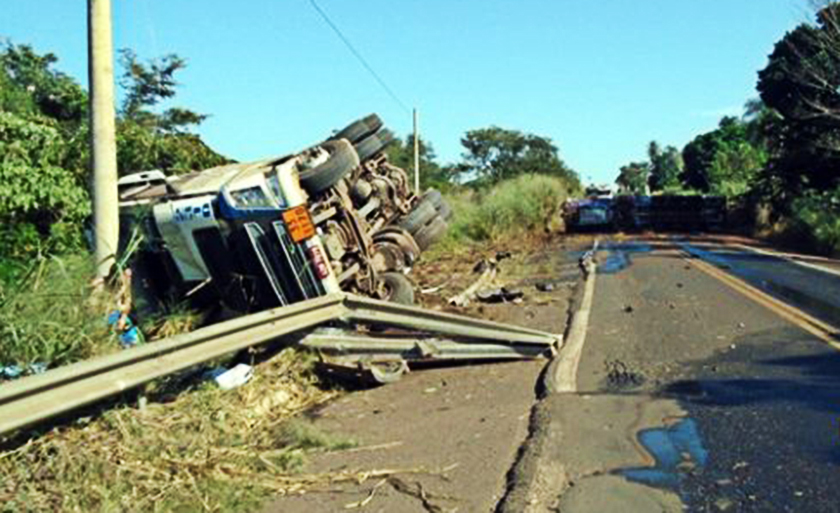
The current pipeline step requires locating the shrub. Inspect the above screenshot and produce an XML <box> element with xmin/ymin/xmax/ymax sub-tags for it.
<box><xmin>443</xmin><ymin>174</ymin><xmax>573</xmax><ymax>244</ymax></box>
<box><xmin>790</xmin><ymin>186</ymin><xmax>840</xmax><ymax>255</ymax></box>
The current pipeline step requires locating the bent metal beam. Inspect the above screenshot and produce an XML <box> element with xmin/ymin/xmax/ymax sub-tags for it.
<box><xmin>0</xmin><ymin>293</ymin><xmax>560</xmax><ymax>436</ymax></box>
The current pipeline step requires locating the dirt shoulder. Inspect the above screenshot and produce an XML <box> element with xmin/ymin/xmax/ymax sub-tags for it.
<box><xmin>264</xmin><ymin>235</ymin><xmax>586</xmax><ymax>512</ymax></box>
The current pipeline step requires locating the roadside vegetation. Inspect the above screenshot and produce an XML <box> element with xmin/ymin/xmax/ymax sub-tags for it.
<box><xmin>613</xmin><ymin>3</ymin><xmax>840</xmax><ymax>256</ymax></box>
<box><xmin>0</xmin><ymin>349</ymin><xmax>350</xmax><ymax>512</ymax></box>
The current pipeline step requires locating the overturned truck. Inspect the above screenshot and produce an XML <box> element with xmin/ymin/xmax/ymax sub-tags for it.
<box><xmin>118</xmin><ymin>114</ymin><xmax>451</xmax><ymax>316</ymax></box>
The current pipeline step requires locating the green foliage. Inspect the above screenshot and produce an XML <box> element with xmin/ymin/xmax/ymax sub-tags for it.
<box><xmin>0</xmin><ymin>254</ymin><xmax>111</xmax><ymax>368</ymax></box>
<box><xmin>0</xmin><ymin>43</ymin><xmax>87</xmax><ymax>124</ymax></box>
<box><xmin>791</xmin><ymin>186</ymin><xmax>840</xmax><ymax>255</ymax></box>
<box><xmin>756</xmin><ymin>4</ymin><xmax>840</xmax><ymax>199</ymax></box>
<box><xmin>457</xmin><ymin>126</ymin><xmax>579</xmax><ymax>187</ymax></box>
<box><xmin>707</xmin><ymin>140</ymin><xmax>767</xmax><ymax>197</ymax></box>
<box><xmin>680</xmin><ymin>116</ymin><xmax>765</xmax><ymax>196</ymax></box>
<box><xmin>615</xmin><ymin>161</ymin><xmax>649</xmax><ymax>194</ymax></box>
<box><xmin>0</xmin><ymin>113</ymin><xmax>90</xmax><ymax>257</ymax></box>
<box><xmin>647</xmin><ymin>142</ymin><xmax>683</xmax><ymax>191</ymax></box>
<box><xmin>116</xmin><ymin>119</ymin><xmax>229</xmax><ymax>175</ymax></box>
<box><xmin>384</xmin><ymin>134</ymin><xmax>454</xmax><ymax>191</ymax></box>
<box><xmin>0</xmin><ymin>42</ymin><xmax>229</xmax><ymax>264</ymax></box>
<box><xmin>443</xmin><ymin>174</ymin><xmax>573</xmax><ymax>243</ymax></box>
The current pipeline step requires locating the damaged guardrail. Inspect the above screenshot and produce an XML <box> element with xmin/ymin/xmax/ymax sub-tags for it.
<box><xmin>0</xmin><ymin>293</ymin><xmax>560</xmax><ymax>436</ymax></box>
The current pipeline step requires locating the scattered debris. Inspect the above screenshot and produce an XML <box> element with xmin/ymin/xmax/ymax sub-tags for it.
<box><xmin>0</xmin><ymin>363</ymin><xmax>47</xmax><ymax>380</ymax></box>
<box><xmin>206</xmin><ymin>363</ymin><xmax>255</xmax><ymax>390</ymax></box>
<box><xmin>535</xmin><ymin>282</ymin><xmax>555</xmax><ymax>292</ymax></box>
<box><xmin>604</xmin><ymin>359</ymin><xmax>645</xmax><ymax>389</ymax></box>
<box><xmin>495</xmin><ymin>251</ymin><xmax>512</xmax><ymax>261</ymax></box>
<box><xmin>448</xmin><ymin>261</ymin><xmax>497</xmax><ymax>306</ymax></box>
<box><xmin>476</xmin><ymin>287</ymin><xmax>524</xmax><ymax>303</ymax></box>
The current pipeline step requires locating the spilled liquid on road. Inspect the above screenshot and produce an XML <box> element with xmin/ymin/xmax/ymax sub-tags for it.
<box><xmin>616</xmin><ymin>417</ymin><xmax>708</xmax><ymax>489</ymax></box>
<box><xmin>598</xmin><ymin>242</ymin><xmax>653</xmax><ymax>274</ymax></box>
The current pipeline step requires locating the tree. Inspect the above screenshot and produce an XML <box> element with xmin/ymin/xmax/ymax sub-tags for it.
<box><xmin>384</xmin><ymin>135</ymin><xmax>453</xmax><ymax>191</ymax></box>
<box><xmin>756</xmin><ymin>3</ymin><xmax>840</xmax><ymax>193</ymax></box>
<box><xmin>457</xmin><ymin>126</ymin><xmax>578</xmax><ymax>187</ymax></box>
<box><xmin>647</xmin><ymin>141</ymin><xmax>683</xmax><ymax>191</ymax></box>
<box><xmin>615</xmin><ymin>162</ymin><xmax>649</xmax><ymax>194</ymax></box>
<box><xmin>0</xmin><ymin>43</ymin><xmax>87</xmax><ymax>124</ymax></box>
<box><xmin>116</xmin><ymin>50</ymin><xmax>226</xmax><ymax>174</ymax></box>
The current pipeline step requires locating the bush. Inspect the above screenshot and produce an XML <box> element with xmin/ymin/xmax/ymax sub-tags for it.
<box><xmin>443</xmin><ymin>174</ymin><xmax>573</xmax><ymax>244</ymax></box>
<box><xmin>790</xmin><ymin>187</ymin><xmax>840</xmax><ymax>255</ymax></box>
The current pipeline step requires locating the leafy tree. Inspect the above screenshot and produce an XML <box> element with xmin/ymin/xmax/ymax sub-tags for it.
<box><xmin>384</xmin><ymin>135</ymin><xmax>454</xmax><ymax>191</ymax></box>
<box><xmin>0</xmin><ymin>43</ymin><xmax>87</xmax><ymax>124</ymax></box>
<box><xmin>615</xmin><ymin>161</ymin><xmax>649</xmax><ymax>193</ymax></box>
<box><xmin>756</xmin><ymin>3</ymin><xmax>840</xmax><ymax>194</ymax></box>
<box><xmin>647</xmin><ymin>141</ymin><xmax>683</xmax><ymax>191</ymax></box>
<box><xmin>457</xmin><ymin>126</ymin><xmax>578</xmax><ymax>187</ymax></box>
<box><xmin>0</xmin><ymin>112</ymin><xmax>90</xmax><ymax>256</ymax></box>
<box><xmin>0</xmin><ymin>42</ymin><xmax>228</xmax><ymax>263</ymax></box>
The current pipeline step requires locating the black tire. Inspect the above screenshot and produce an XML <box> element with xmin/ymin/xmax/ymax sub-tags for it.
<box><xmin>413</xmin><ymin>216</ymin><xmax>447</xmax><ymax>250</ymax></box>
<box><xmin>398</xmin><ymin>200</ymin><xmax>437</xmax><ymax>234</ymax></box>
<box><xmin>421</xmin><ymin>189</ymin><xmax>443</xmax><ymax>209</ymax></box>
<box><xmin>436</xmin><ymin>200</ymin><xmax>453</xmax><ymax>221</ymax></box>
<box><xmin>355</xmin><ymin>128</ymin><xmax>395</xmax><ymax>162</ymax></box>
<box><xmin>380</xmin><ymin>271</ymin><xmax>415</xmax><ymax>305</ymax></box>
<box><xmin>329</xmin><ymin>114</ymin><xmax>383</xmax><ymax>144</ymax></box>
<box><xmin>298</xmin><ymin>140</ymin><xmax>360</xmax><ymax>194</ymax></box>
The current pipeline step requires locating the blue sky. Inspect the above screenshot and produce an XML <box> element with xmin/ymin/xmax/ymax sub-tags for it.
<box><xmin>1</xmin><ymin>0</ymin><xmax>811</xmax><ymax>184</ymax></box>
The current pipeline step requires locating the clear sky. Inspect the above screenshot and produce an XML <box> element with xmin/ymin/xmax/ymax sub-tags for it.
<box><xmin>1</xmin><ymin>0</ymin><xmax>812</xmax><ymax>185</ymax></box>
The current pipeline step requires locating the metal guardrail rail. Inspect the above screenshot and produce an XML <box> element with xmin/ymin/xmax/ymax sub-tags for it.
<box><xmin>0</xmin><ymin>293</ymin><xmax>560</xmax><ymax>436</ymax></box>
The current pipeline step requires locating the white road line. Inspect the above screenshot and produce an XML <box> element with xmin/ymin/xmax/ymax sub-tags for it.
<box><xmin>734</xmin><ymin>244</ymin><xmax>840</xmax><ymax>278</ymax></box>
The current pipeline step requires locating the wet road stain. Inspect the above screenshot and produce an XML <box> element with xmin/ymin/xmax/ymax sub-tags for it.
<box><xmin>617</xmin><ymin>418</ymin><xmax>708</xmax><ymax>489</ymax></box>
<box><xmin>598</xmin><ymin>242</ymin><xmax>653</xmax><ymax>274</ymax></box>
<box><xmin>657</xmin><ymin>330</ymin><xmax>840</xmax><ymax>511</ymax></box>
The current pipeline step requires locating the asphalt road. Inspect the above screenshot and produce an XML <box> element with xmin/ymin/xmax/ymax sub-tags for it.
<box><xmin>549</xmin><ymin>239</ymin><xmax>840</xmax><ymax>512</ymax></box>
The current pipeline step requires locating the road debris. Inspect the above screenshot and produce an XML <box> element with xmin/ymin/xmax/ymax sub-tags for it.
<box><xmin>535</xmin><ymin>282</ymin><xmax>555</xmax><ymax>292</ymax></box>
<box><xmin>476</xmin><ymin>287</ymin><xmax>524</xmax><ymax>303</ymax></box>
<box><xmin>448</xmin><ymin>260</ymin><xmax>497</xmax><ymax>306</ymax></box>
<box><xmin>206</xmin><ymin>363</ymin><xmax>255</xmax><ymax>390</ymax></box>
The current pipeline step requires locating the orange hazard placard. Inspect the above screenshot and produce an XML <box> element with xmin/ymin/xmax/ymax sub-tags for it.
<box><xmin>282</xmin><ymin>205</ymin><xmax>316</xmax><ymax>243</ymax></box>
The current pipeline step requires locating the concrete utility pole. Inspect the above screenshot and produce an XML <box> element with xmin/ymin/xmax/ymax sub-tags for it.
<box><xmin>88</xmin><ymin>0</ymin><xmax>120</xmax><ymax>280</ymax></box>
<box><xmin>413</xmin><ymin>108</ymin><xmax>420</xmax><ymax>195</ymax></box>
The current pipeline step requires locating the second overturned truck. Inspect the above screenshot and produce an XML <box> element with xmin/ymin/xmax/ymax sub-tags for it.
<box><xmin>118</xmin><ymin>114</ymin><xmax>451</xmax><ymax>315</ymax></box>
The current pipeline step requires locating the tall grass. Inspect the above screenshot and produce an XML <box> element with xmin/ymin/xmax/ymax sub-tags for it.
<box><xmin>0</xmin><ymin>254</ymin><xmax>112</xmax><ymax>369</ymax></box>
<box><xmin>442</xmin><ymin>174</ymin><xmax>574</xmax><ymax>245</ymax></box>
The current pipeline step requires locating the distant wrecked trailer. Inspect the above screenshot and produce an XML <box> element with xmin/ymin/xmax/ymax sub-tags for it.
<box><xmin>565</xmin><ymin>195</ymin><xmax>726</xmax><ymax>232</ymax></box>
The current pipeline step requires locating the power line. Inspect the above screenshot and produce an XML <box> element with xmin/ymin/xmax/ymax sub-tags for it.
<box><xmin>308</xmin><ymin>0</ymin><xmax>411</xmax><ymax>114</ymax></box>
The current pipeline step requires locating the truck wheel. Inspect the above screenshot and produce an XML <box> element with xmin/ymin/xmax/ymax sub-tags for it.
<box><xmin>413</xmin><ymin>216</ymin><xmax>447</xmax><ymax>250</ymax></box>
<box><xmin>355</xmin><ymin>128</ymin><xmax>395</xmax><ymax>162</ymax></box>
<box><xmin>329</xmin><ymin>114</ymin><xmax>383</xmax><ymax>144</ymax></box>
<box><xmin>299</xmin><ymin>139</ymin><xmax>360</xmax><ymax>194</ymax></box>
<box><xmin>421</xmin><ymin>189</ymin><xmax>443</xmax><ymax>208</ymax></box>
<box><xmin>436</xmin><ymin>200</ymin><xmax>453</xmax><ymax>221</ymax></box>
<box><xmin>398</xmin><ymin>200</ymin><xmax>437</xmax><ymax>234</ymax></box>
<box><xmin>380</xmin><ymin>271</ymin><xmax>415</xmax><ymax>305</ymax></box>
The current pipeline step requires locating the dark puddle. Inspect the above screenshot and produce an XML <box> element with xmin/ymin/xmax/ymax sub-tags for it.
<box><xmin>615</xmin><ymin>417</ymin><xmax>708</xmax><ymax>489</ymax></box>
<box><xmin>598</xmin><ymin>242</ymin><xmax>653</xmax><ymax>274</ymax></box>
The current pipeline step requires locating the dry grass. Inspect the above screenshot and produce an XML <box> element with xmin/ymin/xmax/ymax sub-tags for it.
<box><xmin>0</xmin><ymin>348</ymin><xmax>350</xmax><ymax>512</ymax></box>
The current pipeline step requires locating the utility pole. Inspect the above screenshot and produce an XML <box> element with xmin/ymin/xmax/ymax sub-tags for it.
<box><xmin>413</xmin><ymin>108</ymin><xmax>420</xmax><ymax>195</ymax></box>
<box><xmin>88</xmin><ymin>0</ymin><xmax>119</xmax><ymax>280</ymax></box>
